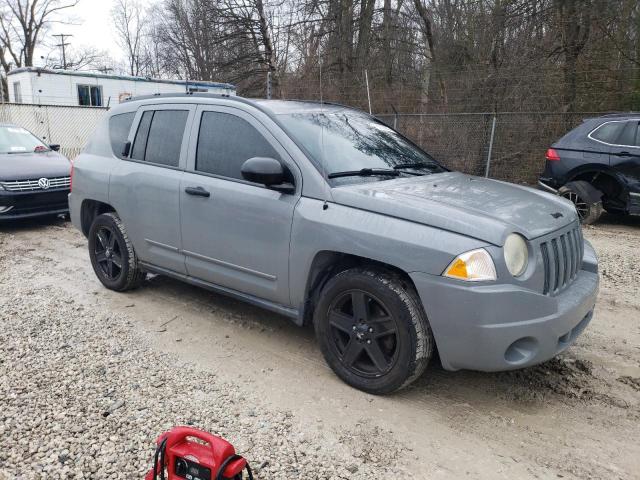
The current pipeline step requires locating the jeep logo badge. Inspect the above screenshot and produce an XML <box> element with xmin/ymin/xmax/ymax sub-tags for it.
<box><xmin>38</xmin><ymin>178</ymin><xmax>50</xmax><ymax>190</ymax></box>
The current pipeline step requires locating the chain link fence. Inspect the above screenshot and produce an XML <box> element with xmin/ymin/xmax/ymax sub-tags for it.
<box><xmin>0</xmin><ymin>103</ymin><xmax>108</xmax><ymax>160</ymax></box>
<box><xmin>0</xmin><ymin>102</ymin><xmax>604</xmax><ymax>185</ymax></box>
<box><xmin>377</xmin><ymin>112</ymin><xmax>605</xmax><ymax>184</ymax></box>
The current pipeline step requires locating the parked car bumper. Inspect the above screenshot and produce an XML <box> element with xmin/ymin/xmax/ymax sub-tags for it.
<box><xmin>410</xmin><ymin>240</ymin><xmax>599</xmax><ymax>372</ymax></box>
<box><xmin>0</xmin><ymin>188</ymin><xmax>69</xmax><ymax>221</ymax></box>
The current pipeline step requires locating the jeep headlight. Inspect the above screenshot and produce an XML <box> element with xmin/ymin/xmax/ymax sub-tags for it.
<box><xmin>504</xmin><ymin>233</ymin><xmax>528</xmax><ymax>277</ymax></box>
<box><xmin>443</xmin><ymin>248</ymin><xmax>497</xmax><ymax>282</ymax></box>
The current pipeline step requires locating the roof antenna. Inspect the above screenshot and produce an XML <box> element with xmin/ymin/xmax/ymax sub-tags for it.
<box><xmin>320</xmin><ymin>57</ymin><xmax>329</xmax><ymax>211</ymax></box>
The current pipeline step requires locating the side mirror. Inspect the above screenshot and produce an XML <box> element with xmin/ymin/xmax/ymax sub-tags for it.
<box><xmin>49</xmin><ymin>144</ymin><xmax>61</xmax><ymax>152</ymax></box>
<box><xmin>241</xmin><ymin>157</ymin><xmax>295</xmax><ymax>193</ymax></box>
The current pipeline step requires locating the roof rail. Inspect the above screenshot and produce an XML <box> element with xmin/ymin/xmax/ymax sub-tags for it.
<box><xmin>123</xmin><ymin>92</ymin><xmax>239</xmax><ymax>103</ymax></box>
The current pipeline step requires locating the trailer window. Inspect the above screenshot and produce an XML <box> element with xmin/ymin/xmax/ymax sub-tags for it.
<box><xmin>12</xmin><ymin>82</ymin><xmax>22</xmax><ymax>103</ymax></box>
<box><xmin>78</xmin><ymin>85</ymin><xmax>103</xmax><ymax>107</ymax></box>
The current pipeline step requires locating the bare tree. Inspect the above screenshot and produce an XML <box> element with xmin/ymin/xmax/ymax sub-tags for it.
<box><xmin>44</xmin><ymin>45</ymin><xmax>112</xmax><ymax>71</ymax></box>
<box><xmin>137</xmin><ymin>0</ymin><xmax>639</xmax><ymax>113</ymax></box>
<box><xmin>111</xmin><ymin>0</ymin><xmax>147</xmax><ymax>76</ymax></box>
<box><xmin>0</xmin><ymin>0</ymin><xmax>79</xmax><ymax>98</ymax></box>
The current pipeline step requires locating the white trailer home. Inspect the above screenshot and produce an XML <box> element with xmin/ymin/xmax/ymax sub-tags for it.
<box><xmin>6</xmin><ymin>67</ymin><xmax>236</xmax><ymax>106</ymax></box>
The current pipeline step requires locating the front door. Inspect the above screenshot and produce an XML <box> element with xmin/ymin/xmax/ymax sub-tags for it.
<box><xmin>109</xmin><ymin>104</ymin><xmax>195</xmax><ymax>274</ymax></box>
<box><xmin>179</xmin><ymin>106</ymin><xmax>300</xmax><ymax>306</ymax></box>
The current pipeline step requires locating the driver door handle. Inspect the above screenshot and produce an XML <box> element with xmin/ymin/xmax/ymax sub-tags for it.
<box><xmin>184</xmin><ymin>186</ymin><xmax>210</xmax><ymax>198</ymax></box>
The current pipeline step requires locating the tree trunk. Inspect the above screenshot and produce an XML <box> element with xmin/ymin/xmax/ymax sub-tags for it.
<box><xmin>382</xmin><ymin>0</ymin><xmax>393</xmax><ymax>85</ymax></box>
<box><xmin>354</xmin><ymin>0</ymin><xmax>375</xmax><ymax>73</ymax></box>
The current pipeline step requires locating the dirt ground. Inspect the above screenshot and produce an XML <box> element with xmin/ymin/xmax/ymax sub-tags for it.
<box><xmin>1</xmin><ymin>213</ymin><xmax>639</xmax><ymax>479</ymax></box>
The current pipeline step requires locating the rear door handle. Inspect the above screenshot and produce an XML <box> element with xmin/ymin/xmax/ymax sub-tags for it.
<box><xmin>617</xmin><ymin>151</ymin><xmax>632</xmax><ymax>157</ymax></box>
<box><xmin>184</xmin><ymin>186</ymin><xmax>210</xmax><ymax>197</ymax></box>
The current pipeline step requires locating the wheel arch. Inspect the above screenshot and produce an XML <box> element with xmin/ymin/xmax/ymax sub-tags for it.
<box><xmin>566</xmin><ymin>165</ymin><xmax>627</xmax><ymax>204</ymax></box>
<box><xmin>80</xmin><ymin>199</ymin><xmax>116</xmax><ymax>237</ymax></box>
<box><xmin>300</xmin><ymin>250</ymin><xmax>419</xmax><ymax>326</ymax></box>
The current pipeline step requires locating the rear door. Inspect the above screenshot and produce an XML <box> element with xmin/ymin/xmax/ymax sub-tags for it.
<box><xmin>608</xmin><ymin>120</ymin><xmax>640</xmax><ymax>196</ymax></box>
<box><xmin>179</xmin><ymin>105</ymin><xmax>300</xmax><ymax>305</ymax></box>
<box><xmin>109</xmin><ymin>104</ymin><xmax>196</xmax><ymax>274</ymax></box>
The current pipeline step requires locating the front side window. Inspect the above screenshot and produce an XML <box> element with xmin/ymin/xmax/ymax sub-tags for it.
<box><xmin>78</xmin><ymin>85</ymin><xmax>103</xmax><ymax>106</ymax></box>
<box><xmin>109</xmin><ymin>112</ymin><xmax>136</xmax><ymax>159</ymax></box>
<box><xmin>131</xmin><ymin>109</ymin><xmax>188</xmax><ymax>168</ymax></box>
<box><xmin>196</xmin><ymin>111</ymin><xmax>279</xmax><ymax>180</ymax></box>
<box><xmin>0</xmin><ymin>126</ymin><xmax>48</xmax><ymax>154</ymax></box>
<box><xmin>277</xmin><ymin>110</ymin><xmax>444</xmax><ymax>185</ymax></box>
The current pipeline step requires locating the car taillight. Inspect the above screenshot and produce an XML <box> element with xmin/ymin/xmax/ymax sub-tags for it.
<box><xmin>545</xmin><ymin>148</ymin><xmax>561</xmax><ymax>161</ymax></box>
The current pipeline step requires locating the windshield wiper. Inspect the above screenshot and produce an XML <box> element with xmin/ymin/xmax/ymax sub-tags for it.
<box><xmin>327</xmin><ymin>168</ymin><xmax>401</xmax><ymax>179</ymax></box>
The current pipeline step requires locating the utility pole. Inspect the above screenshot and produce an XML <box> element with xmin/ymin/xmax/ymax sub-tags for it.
<box><xmin>53</xmin><ymin>34</ymin><xmax>72</xmax><ymax>69</ymax></box>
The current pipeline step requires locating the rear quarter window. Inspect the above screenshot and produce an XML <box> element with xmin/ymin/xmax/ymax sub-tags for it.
<box><xmin>108</xmin><ymin>112</ymin><xmax>135</xmax><ymax>159</ymax></box>
<box><xmin>590</xmin><ymin>121</ymin><xmax>625</xmax><ymax>144</ymax></box>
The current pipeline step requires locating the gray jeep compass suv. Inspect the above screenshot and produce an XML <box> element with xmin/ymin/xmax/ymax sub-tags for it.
<box><xmin>70</xmin><ymin>95</ymin><xmax>599</xmax><ymax>394</ymax></box>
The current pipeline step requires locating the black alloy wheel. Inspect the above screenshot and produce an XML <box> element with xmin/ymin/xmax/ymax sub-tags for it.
<box><xmin>314</xmin><ymin>268</ymin><xmax>433</xmax><ymax>394</ymax></box>
<box><xmin>88</xmin><ymin>212</ymin><xmax>145</xmax><ymax>291</ymax></box>
<box><xmin>94</xmin><ymin>226</ymin><xmax>124</xmax><ymax>281</ymax></box>
<box><xmin>327</xmin><ymin>289</ymin><xmax>399</xmax><ymax>378</ymax></box>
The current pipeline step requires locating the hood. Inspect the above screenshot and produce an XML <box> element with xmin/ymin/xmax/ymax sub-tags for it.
<box><xmin>331</xmin><ymin>172</ymin><xmax>578</xmax><ymax>245</ymax></box>
<box><xmin>0</xmin><ymin>151</ymin><xmax>71</xmax><ymax>181</ymax></box>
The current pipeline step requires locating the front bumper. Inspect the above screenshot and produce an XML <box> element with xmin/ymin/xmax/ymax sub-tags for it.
<box><xmin>0</xmin><ymin>188</ymin><xmax>69</xmax><ymax>220</ymax></box>
<box><xmin>410</xmin><ymin>241</ymin><xmax>599</xmax><ymax>372</ymax></box>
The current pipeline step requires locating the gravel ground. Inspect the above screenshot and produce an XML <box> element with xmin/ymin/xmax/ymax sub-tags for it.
<box><xmin>1</xmin><ymin>214</ymin><xmax>639</xmax><ymax>479</ymax></box>
<box><xmin>0</xmin><ymin>265</ymin><xmax>405</xmax><ymax>479</ymax></box>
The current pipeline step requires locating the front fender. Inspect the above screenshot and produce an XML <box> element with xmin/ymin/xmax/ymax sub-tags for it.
<box><xmin>288</xmin><ymin>197</ymin><xmax>489</xmax><ymax>309</ymax></box>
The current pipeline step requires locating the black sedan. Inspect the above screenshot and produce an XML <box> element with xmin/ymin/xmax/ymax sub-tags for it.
<box><xmin>0</xmin><ymin>124</ymin><xmax>71</xmax><ymax>221</ymax></box>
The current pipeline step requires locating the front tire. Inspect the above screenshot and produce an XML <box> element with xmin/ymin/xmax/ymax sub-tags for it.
<box><xmin>314</xmin><ymin>268</ymin><xmax>433</xmax><ymax>394</ymax></box>
<box><xmin>88</xmin><ymin>212</ymin><xmax>145</xmax><ymax>291</ymax></box>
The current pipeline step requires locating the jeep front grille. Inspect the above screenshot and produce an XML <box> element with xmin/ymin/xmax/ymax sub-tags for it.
<box><xmin>540</xmin><ymin>225</ymin><xmax>583</xmax><ymax>295</ymax></box>
<box><xmin>0</xmin><ymin>176</ymin><xmax>71</xmax><ymax>192</ymax></box>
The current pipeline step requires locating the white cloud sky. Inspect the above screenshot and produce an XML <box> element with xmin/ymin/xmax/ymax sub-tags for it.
<box><xmin>38</xmin><ymin>0</ymin><xmax>158</xmax><ymax>68</ymax></box>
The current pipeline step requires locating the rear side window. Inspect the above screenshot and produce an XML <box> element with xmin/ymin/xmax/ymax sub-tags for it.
<box><xmin>590</xmin><ymin>121</ymin><xmax>625</xmax><ymax>144</ymax></box>
<box><xmin>131</xmin><ymin>110</ymin><xmax>189</xmax><ymax>167</ymax></box>
<box><xmin>109</xmin><ymin>113</ymin><xmax>135</xmax><ymax>159</ymax></box>
<box><xmin>196</xmin><ymin>112</ymin><xmax>279</xmax><ymax>180</ymax></box>
<box><xmin>617</xmin><ymin>121</ymin><xmax>640</xmax><ymax>147</ymax></box>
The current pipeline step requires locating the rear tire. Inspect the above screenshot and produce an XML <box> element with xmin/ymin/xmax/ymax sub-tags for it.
<box><xmin>314</xmin><ymin>268</ymin><xmax>433</xmax><ymax>394</ymax></box>
<box><xmin>88</xmin><ymin>212</ymin><xmax>145</xmax><ymax>291</ymax></box>
<box><xmin>558</xmin><ymin>181</ymin><xmax>603</xmax><ymax>225</ymax></box>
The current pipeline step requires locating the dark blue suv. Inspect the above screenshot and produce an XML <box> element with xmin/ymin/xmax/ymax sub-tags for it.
<box><xmin>539</xmin><ymin>114</ymin><xmax>640</xmax><ymax>224</ymax></box>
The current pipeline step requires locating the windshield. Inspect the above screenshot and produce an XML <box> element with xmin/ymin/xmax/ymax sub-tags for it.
<box><xmin>278</xmin><ymin>111</ymin><xmax>445</xmax><ymax>184</ymax></box>
<box><xmin>0</xmin><ymin>126</ymin><xmax>49</xmax><ymax>154</ymax></box>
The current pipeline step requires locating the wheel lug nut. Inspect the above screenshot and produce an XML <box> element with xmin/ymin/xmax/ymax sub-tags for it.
<box><xmin>366</xmin><ymin>339</ymin><xmax>371</xmax><ymax>344</ymax></box>
<box><xmin>352</xmin><ymin>326</ymin><xmax>356</xmax><ymax>331</ymax></box>
<box><xmin>368</xmin><ymin>328</ymin><xmax>373</xmax><ymax>333</ymax></box>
